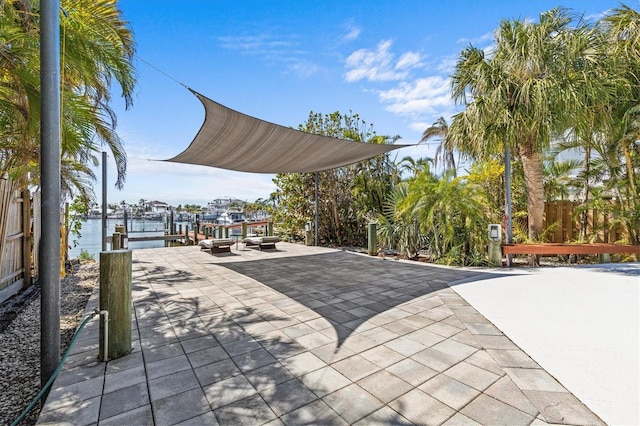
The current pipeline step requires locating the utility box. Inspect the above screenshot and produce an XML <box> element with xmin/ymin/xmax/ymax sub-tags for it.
<box><xmin>488</xmin><ymin>224</ymin><xmax>502</xmax><ymax>266</ymax></box>
<box><xmin>305</xmin><ymin>222</ymin><xmax>312</xmax><ymax>246</ymax></box>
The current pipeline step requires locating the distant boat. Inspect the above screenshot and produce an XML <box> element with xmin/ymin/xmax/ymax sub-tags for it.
<box><xmin>215</xmin><ymin>209</ymin><xmax>245</xmax><ymax>225</ymax></box>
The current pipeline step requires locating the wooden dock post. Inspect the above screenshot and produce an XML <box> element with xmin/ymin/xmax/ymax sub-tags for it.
<box><xmin>99</xmin><ymin>249</ymin><xmax>132</xmax><ymax>360</ymax></box>
<box><xmin>368</xmin><ymin>223</ymin><xmax>377</xmax><ymax>256</ymax></box>
<box><xmin>112</xmin><ymin>232</ymin><xmax>121</xmax><ymax>250</ymax></box>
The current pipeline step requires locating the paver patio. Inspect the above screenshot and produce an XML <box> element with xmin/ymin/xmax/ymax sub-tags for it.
<box><xmin>36</xmin><ymin>243</ymin><xmax>605</xmax><ymax>425</ymax></box>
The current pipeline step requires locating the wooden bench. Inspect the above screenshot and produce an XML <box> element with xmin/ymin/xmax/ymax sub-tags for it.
<box><xmin>198</xmin><ymin>238</ymin><xmax>234</xmax><ymax>254</ymax></box>
<box><xmin>502</xmin><ymin>243</ymin><xmax>640</xmax><ymax>264</ymax></box>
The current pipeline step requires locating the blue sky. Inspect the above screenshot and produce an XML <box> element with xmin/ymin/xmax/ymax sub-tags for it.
<box><xmin>103</xmin><ymin>0</ymin><xmax>625</xmax><ymax>207</ymax></box>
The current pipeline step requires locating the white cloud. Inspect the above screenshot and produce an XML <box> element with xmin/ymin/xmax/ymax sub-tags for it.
<box><xmin>395</xmin><ymin>52</ymin><xmax>421</xmax><ymax>70</ymax></box>
<box><xmin>378</xmin><ymin>76</ymin><xmax>453</xmax><ymax>116</ymax></box>
<box><xmin>344</xmin><ymin>40</ymin><xmax>421</xmax><ymax>82</ymax></box>
<box><xmin>341</xmin><ymin>22</ymin><xmax>361</xmax><ymax>42</ymax></box>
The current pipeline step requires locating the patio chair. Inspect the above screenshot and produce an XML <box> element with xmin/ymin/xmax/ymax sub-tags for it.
<box><xmin>198</xmin><ymin>238</ymin><xmax>234</xmax><ymax>254</ymax></box>
<box><xmin>242</xmin><ymin>236</ymin><xmax>280</xmax><ymax>250</ymax></box>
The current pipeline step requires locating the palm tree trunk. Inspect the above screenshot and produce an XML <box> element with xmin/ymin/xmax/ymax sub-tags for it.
<box><xmin>519</xmin><ymin>145</ymin><xmax>545</xmax><ymax>241</ymax></box>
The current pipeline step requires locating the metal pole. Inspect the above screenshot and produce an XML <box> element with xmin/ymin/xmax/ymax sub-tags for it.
<box><xmin>504</xmin><ymin>143</ymin><xmax>513</xmax><ymax>267</ymax></box>
<box><xmin>102</xmin><ymin>152</ymin><xmax>107</xmax><ymax>251</ymax></box>
<box><xmin>40</xmin><ymin>0</ymin><xmax>61</xmax><ymax>389</ymax></box>
<box><xmin>505</xmin><ymin>144</ymin><xmax>513</xmax><ymax>244</ymax></box>
<box><xmin>314</xmin><ymin>172</ymin><xmax>319</xmax><ymax>246</ymax></box>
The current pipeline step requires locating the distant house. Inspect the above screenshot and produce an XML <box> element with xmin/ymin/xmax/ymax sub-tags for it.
<box><xmin>148</xmin><ymin>201</ymin><xmax>170</xmax><ymax>214</ymax></box>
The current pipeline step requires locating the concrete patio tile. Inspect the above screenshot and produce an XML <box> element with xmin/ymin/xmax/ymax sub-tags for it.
<box><xmin>444</xmin><ymin>361</ymin><xmax>501</xmax><ymax>391</ymax></box>
<box><xmin>153</xmin><ymin>388</ymin><xmax>211</xmax><ymax>426</ymax></box>
<box><xmin>432</xmin><ymin>337</ymin><xmax>478</xmax><ymax>360</ymax></box>
<box><xmin>523</xmin><ymin>390</ymin><xmax>606</xmax><ymax>425</ymax></box>
<box><xmin>148</xmin><ymin>369</ymin><xmax>200</xmax><ymax>402</ymax></box>
<box><xmin>280</xmin><ymin>351</ymin><xmax>326</xmax><ymax>376</ymax></box>
<box><xmin>174</xmin><ymin>411</ymin><xmax>219</xmax><ymax>425</ymax></box>
<box><xmin>220</xmin><ymin>336</ymin><xmax>263</xmax><ymax>357</ymax></box>
<box><xmin>341</xmin><ymin>333</ymin><xmax>379</xmax><ymax>352</ymax></box>
<box><xmin>104</xmin><ymin>364</ymin><xmax>146</xmax><ymax>394</ymax></box>
<box><xmin>44</xmin><ymin>375</ymin><xmax>104</xmax><ymax>410</ymax></box>
<box><xmin>140</xmin><ymin>332</ymin><xmax>179</xmax><ymax>350</ymax></box>
<box><xmin>464</xmin><ymin>349</ymin><xmax>505</xmax><ymax>376</ymax></box>
<box><xmin>36</xmin><ymin>395</ymin><xmax>101</xmax><ymax>426</ymax></box>
<box><xmin>99</xmin><ymin>382</ymin><xmax>150</xmax><ymax>421</ymax></box>
<box><xmin>381</xmin><ymin>319</ymin><xmax>419</xmax><ymax>336</ymax></box>
<box><xmin>450</xmin><ymin>329</ymin><xmax>484</xmax><ymax>349</ymax></box>
<box><xmin>503</xmin><ymin>368</ymin><xmax>567</xmax><ymax>393</ymax></box>
<box><xmin>322</xmin><ymin>383</ymin><xmax>385</xmax><ymax>424</ymax></box>
<box><xmin>213</xmin><ymin>394</ymin><xmax>277</xmax><ymax>425</ymax></box>
<box><xmin>342</xmin><ymin>318</ymin><xmax>377</xmax><ymax>332</ymax></box>
<box><xmin>145</xmin><ymin>354</ymin><xmax>192</xmax><ymax>380</ymax></box>
<box><xmin>484</xmin><ymin>376</ymin><xmax>539</xmax><ymax>417</ymax></box>
<box><xmin>389</xmin><ymin>388</ymin><xmax>455</xmax><ymax>425</ymax></box>
<box><xmin>143</xmin><ymin>342</ymin><xmax>185</xmax><ymax>363</ymax></box>
<box><xmin>461</xmin><ymin>394</ymin><xmax>535</xmax><ymax>425</ymax></box>
<box><xmin>386</xmin><ymin>358</ymin><xmax>438</xmax><ymax>386</ymax></box>
<box><xmin>260</xmin><ymin>378</ymin><xmax>318</xmax><ymax>416</ymax></box>
<box><xmin>300</xmin><ymin>366</ymin><xmax>352</xmax><ymax>397</ymax></box>
<box><xmin>175</xmin><ymin>411</ymin><xmax>219</xmax><ymax>426</ymax></box>
<box><xmin>384</xmin><ymin>336</ymin><xmax>427</xmax><ymax>356</ymax></box>
<box><xmin>203</xmin><ymin>374</ymin><xmax>258</xmax><ymax>410</ymax></box>
<box><xmin>106</xmin><ymin>348</ymin><xmax>143</xmax><ymax>374</ymax></box>
<box><xmin>422</xmin><ymin>307</ymin><xmax>454</xmax><ymax>322</ymax></box>
<box><xmin>455</xmin><ymin>313</ymin><xmax>492</xmax><ymax>324</ymax></box>
<box><xmin>282</xmin><ymin>322</ymin><xmax>316</xmax><ymax>339</ymax></box>
<box><xmin>362</xmin><ymin>326</ymin><xmax>400</xmax><ymax>345</ymax></box>
<box><xmin>54</xmin><ymin>360</ymin><xmax>106</xmax><ymax>388</ymax></box>
<box><xmin>193</xmin><ymin>358</ymin><xmax>241</xmax><ymax>387</ymax></box>
<box><xmin>180</xmin><ymin>334</ymin><xmax>219</xmax><ymax>354</ymax></box>
<box><xmin>402</xmin><ymin>314</ymin><xmax>436</xmax><ymax>329</ymax></box>
<box><xmin>280</xmin><ymin>399</ymin><xmax>348</xmax><ymax>425</ymax></box>
<box><xmin>332</xmin><ymin>354</ymin><xmax>380</xmax><ymax>381</ymax></box>
<box><xmin>187</xmin><ymin>344</ymin><xmax>229</xmax><ymax>368</ymax></box>
<box><xmin>486</xmin><ymin>349</ymin><xmax>539</xmax><ymax>368</ymax></box>
<box><xmin>465</xmin><ymin>322</ymin><xmax>503</xmax><ymax>335</ymax></box>
<box><xmin>419</xmin><ymin>373</ymin><xmax>480</xmax><ymax>410</ymax></box>
<box><xmin>352</xmin><ymin>406</ymin><xmax>413</xmax><ymax>425</ymax></box>
<box><xmin>304</xmin><ymin>317</ymin><xmax>332</xmax><ymax>331</ymax></box>
<box><xmin>442</xmin><ymin>316</ymin><xmax>466</xmax><ymax>331</ymax></box>
<box><xmin>426</xmin><ymin>321</ymin><xmax>463</xmax><ymax>338</ymax></box>
<box><xmin>310</xmin><ymin>342</ymin><xmax>355</xmax><ymax>364</ymax></box>
<box><xmin>261</xmin><ymin>338</ymin><xmax>308</xmax><ymax>359</ymax></box>
<box><xmin>473</xmin><ymin>335</ymin><xmax>519</xmax><ymax>350</ymax></box>
<box><xmin>243</xmin><ymin>320</ymin><xmax>278</xmax><ymax>335</ymax></box>
<box><xmin>98</xmin><ymin>404</ymin><xmax>154</xmax><ymax>426</ymax></box>
<box><xmin>244</xmin><ymin>362</ymin><xmax>296</xmax><ymax>392</ymax></box>
<box><xmin>294</xmin><ymin>330</ymin><xmax>335</xmax><ymax>349</ymax></box>
<box><xmin>357</xmin><ymin>370</ymin><xmax>413</xmax><ymax>403</ymax></box>
<box><xmin>411</xmin><ymin>347</ymin><xmax>464</xmax><ymax>372</ymax></box>
<box><xmin>442</xmin><ymin>412</ymin><xmax>482</xmax><ymax>425</ymax></box>
<box><xmin>232</xmin><ymin>347</ymin><xmax>278</xmax><ymax>372</ymax></box>
<box><xmin>360</xmin><ymin>345</ymin><xmax>405</xmax><ymax>368</ymax></box>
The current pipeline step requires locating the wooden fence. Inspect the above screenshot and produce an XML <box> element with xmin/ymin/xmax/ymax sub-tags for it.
<box><xmin>0</xmin><ymin>179</ymin><xmax>36</xmax><ymax>304</ymax></box>
<box><xmin>543</xmin><ymin>200</ymin><xmax>625</xmax><ymax>243</ymax></box>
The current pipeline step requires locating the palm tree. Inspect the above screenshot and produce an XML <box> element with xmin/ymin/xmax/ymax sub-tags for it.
<box><xmin>421</xmin><ymin>117</ymin><xmax>456</xmax><ymax>176</ymax></box>
<box><xmin>0</xmin><ymin>0</ymin><xmax>136</xmax><ymax>195</ymax></box>
<box><xmin>449</xmin><ymin>8</ymin><xmax>611</xmax><ymax>241</ymax></box>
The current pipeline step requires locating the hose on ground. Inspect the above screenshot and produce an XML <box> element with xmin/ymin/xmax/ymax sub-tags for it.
<box><xmin>11</xmin><ymin>310</ymin><xmax>99</xmax><ymax>426</ymax></box>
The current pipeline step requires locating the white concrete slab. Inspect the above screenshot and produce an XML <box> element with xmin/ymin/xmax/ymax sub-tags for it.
<box><xmin>450</xmin><ymin>264</ymin><xmax>640</xmax><ymax>426</ymax></box>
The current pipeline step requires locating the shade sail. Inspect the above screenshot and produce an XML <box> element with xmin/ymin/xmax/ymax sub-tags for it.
<box><xmin>165</xmin><ymin>89</ymin><xmax>411</xmax><ymax>173</ymax></box>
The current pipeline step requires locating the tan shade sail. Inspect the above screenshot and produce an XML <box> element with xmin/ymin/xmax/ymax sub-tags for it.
<box><xmin>165</xmin><ymin>89</ymin><xmax>411</xmax><ymax>173</ymax></box>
